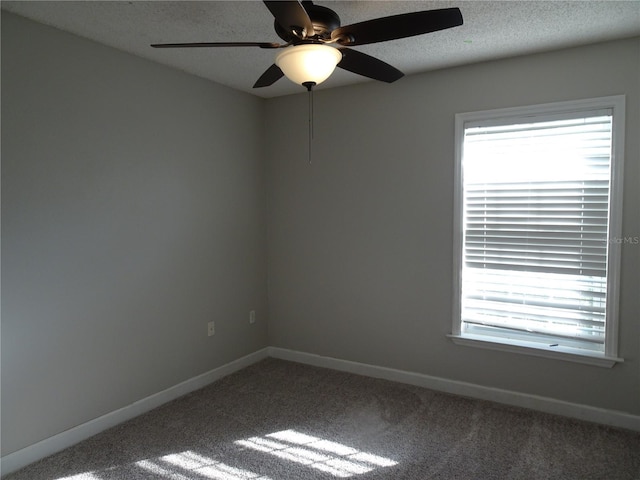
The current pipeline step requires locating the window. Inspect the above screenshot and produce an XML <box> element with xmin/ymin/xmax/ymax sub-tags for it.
<box><xmin>451</xmin><ymin>96</ymin><xmax>625</xmax><ymax>367</ymax></box>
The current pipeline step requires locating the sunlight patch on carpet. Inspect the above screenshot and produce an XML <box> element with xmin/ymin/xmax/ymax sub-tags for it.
<box><xmin>51</xmin><ymin>474</ymin><xmax>103</xmax><ymax>480</ymax></box>
<box><xmin>54</xmin><ymin>429</ymin><xmax>396</xmax><ymax>479</ymax></box>
<box><xmin>235</xmin><ymin>429</ymin><xmax>398</xmax><ymax>478</ymax></box>
<box><xmin>136</xmin><ymin>451</ymin><xmax>272</xmax><ymax>480</ymax></box>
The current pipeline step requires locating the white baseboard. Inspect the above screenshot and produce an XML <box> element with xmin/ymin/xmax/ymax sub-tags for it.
<box><xmin>267</xmin><ymin>346</ymin><xmax>640</xmax><ymax>432</ymax></box>
<box><xmin>0</xmin><ymin>348</ymin><xmax>269</xmax><ymax>477</ymax></box>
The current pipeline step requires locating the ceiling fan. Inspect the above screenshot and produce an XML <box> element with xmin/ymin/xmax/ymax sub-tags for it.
<box><xmin>151</xmin><ymin>1</ymin><xmax>463</xmax><ymax>90</ymax></box>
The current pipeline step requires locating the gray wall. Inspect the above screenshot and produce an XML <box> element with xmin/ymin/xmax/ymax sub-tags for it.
<box><xmin>1</xmin><ymin>13</ymin><xmax>269</xmax><ymax>456</ymax></box>
<box><xmin>266</xmin><ymin>38</ymin><xmax>640</xmax><ymax>416</ymax></box>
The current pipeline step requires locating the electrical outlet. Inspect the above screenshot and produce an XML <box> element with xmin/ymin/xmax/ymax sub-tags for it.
<box><xmin>249</xmin><ymin>310</ymin><xmax>256</xmax><ymax>324</ymax></box>
<box><xmin>208</xmin><ymin>321</ymin><xmax>215</xmax><ymax>336</ymax></box>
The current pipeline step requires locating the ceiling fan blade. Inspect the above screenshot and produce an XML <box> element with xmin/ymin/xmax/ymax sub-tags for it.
<box><xmin>253</xmin><ymin>64</ymin><xmax>285</xmax><ymax>88</ymax></box>
<box><xmin>151</xmin><ymin>42</ymin><xmax>282</xmax><ymax>49</ymax></box>
<box><xmin>263</xmin><ymin>1</ymin><xmax>314</xmax><ymax>37</ymax></box>
<box><xmin>337</xmin><ymin>48</ymin><xmax>404</xmax><ymax>83</ymax></box>
<box><xmin>331</xmin><ymin>7</ymin><xmax>463</xmax><ymax>46</ymax></box>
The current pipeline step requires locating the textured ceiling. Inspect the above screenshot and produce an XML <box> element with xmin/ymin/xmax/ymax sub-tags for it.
<box><xmin>3</xmin><ymin>1</ymin><xmax>639</xmax><ymax>98</ymax></box>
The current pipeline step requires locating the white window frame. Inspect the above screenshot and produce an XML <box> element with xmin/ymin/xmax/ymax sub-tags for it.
<box><xmin>450</xmin><ymin>96</ymin><xmax>625</xmax><ymax>368</ymax></box>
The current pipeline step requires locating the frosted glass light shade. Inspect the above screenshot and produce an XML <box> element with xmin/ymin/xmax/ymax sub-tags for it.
<box><xmin>276</xmin><ymin>44</ymin><xmax>342</xmax><ymax>86</ymax></box>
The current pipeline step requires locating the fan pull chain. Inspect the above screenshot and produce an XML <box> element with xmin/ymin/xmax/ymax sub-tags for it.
<box><xmin>303</xmin><ymin>82</ymin><xmax>316</xmax><ymax>164</ymax></box>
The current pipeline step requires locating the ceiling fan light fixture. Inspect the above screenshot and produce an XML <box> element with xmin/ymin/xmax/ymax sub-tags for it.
<box><xmin>275</xmin><ymin>44</ymin><xmax>342</xmax><ymax>86</ymax></box>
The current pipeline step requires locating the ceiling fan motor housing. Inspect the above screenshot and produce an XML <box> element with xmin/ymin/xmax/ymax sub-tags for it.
<box><xmin>275</xmin><ymin>3</ymin><xmax>341</xmax><ymax>43</ymax></box>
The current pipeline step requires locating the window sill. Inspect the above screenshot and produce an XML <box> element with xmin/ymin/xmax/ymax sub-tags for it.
<box><xmin>447</xmin><ymin>334</ymin><xmax>623</xmax><ymax>368</ymax></box>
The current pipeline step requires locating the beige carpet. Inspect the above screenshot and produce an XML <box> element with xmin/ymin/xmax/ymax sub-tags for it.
<box><xmin>6</xmin><ymin>358</ymin><xmax>640</xmax><ymax>479</ymax></box>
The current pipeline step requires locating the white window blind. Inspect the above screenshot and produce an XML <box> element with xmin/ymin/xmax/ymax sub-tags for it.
<box><xmin>460</xmin><ymin>111</ymin><xmax>614</xmax><ymax>352</ymax></box>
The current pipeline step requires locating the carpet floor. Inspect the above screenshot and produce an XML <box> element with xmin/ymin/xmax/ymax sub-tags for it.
<box><xmin>5</xmin><ymin>358</ymin><xmax>640</xmax><ymax>480</ymax></box>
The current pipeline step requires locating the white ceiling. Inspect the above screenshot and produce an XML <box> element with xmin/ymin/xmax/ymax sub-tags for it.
<box><xmin>3</xmin><ymin>1</ymin><xmax>639</xmax><ymax>98</ymax></box>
